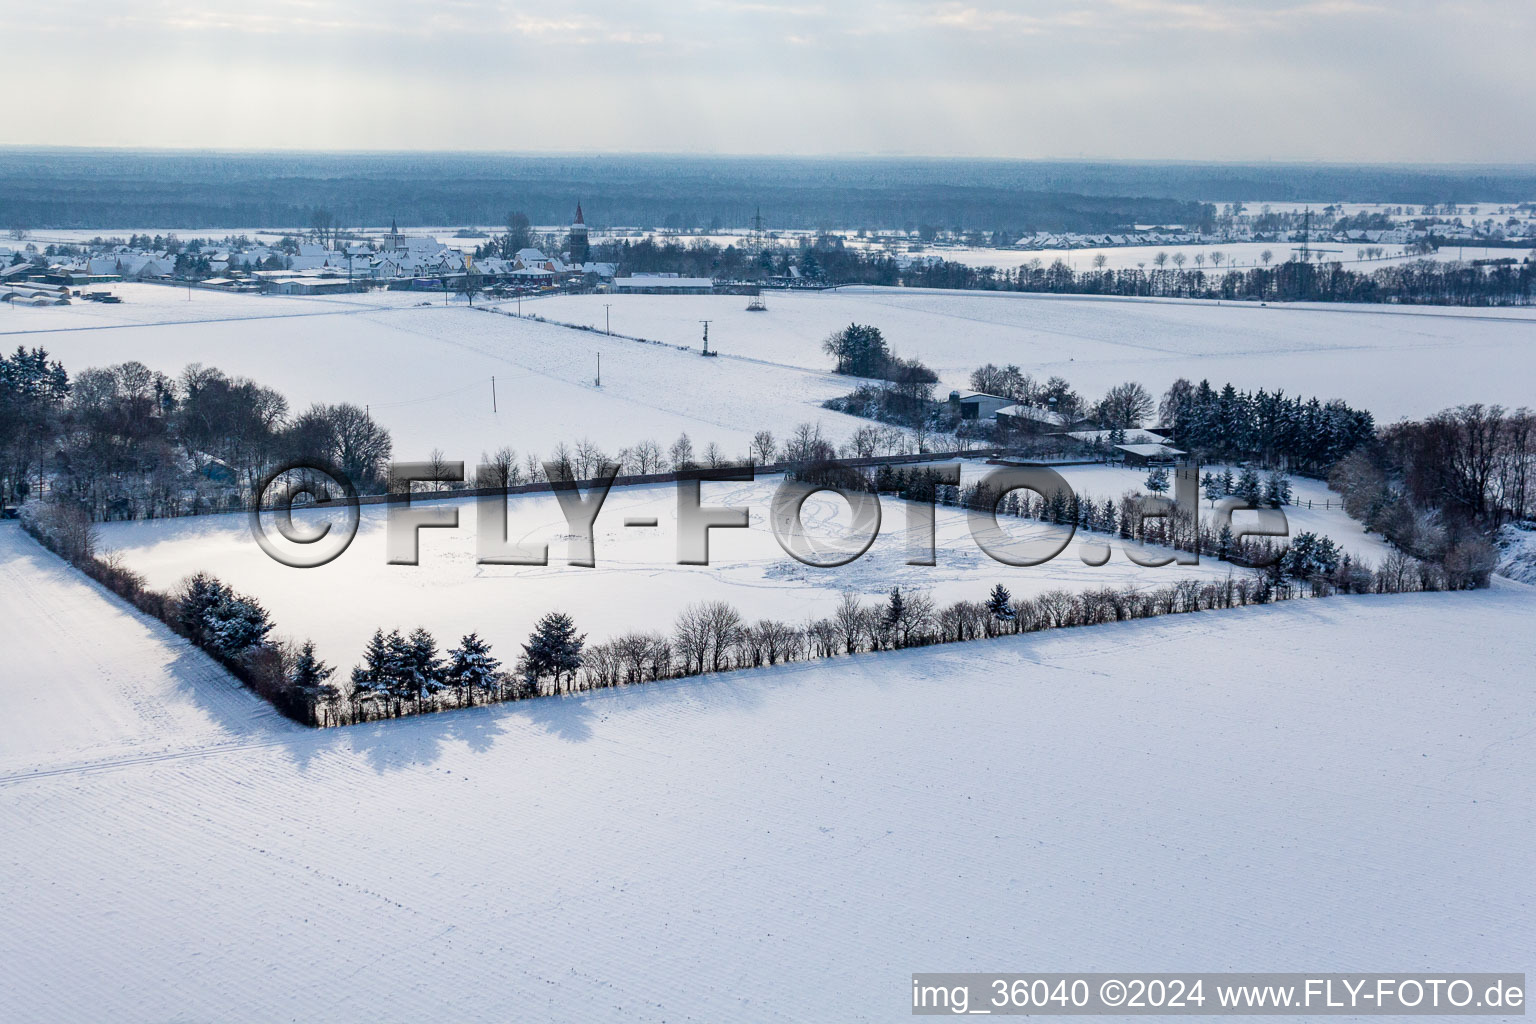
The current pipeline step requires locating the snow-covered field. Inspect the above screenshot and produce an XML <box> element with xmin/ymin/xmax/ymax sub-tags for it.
<box><xmin>0</xmin><ymin>278</ymin><xmax>427</xmax><ymax>328</ymax></box>
<box><xmin>97</xmin><ymin>464</ymin><xmax>1389</xmax><ymax>672</ymax></box>
<box><xmin>0</xmin><ymin>526</ymin><xmax>298</xmax><ymax>779</ymax></box>
<box><xmin>3</xmin><ymin>283</ymin><xmax>869</xmax><ymax>461</ymax></box>
<box><xmin>10</xmin><ymin>284</ymin><xmax>1534</xmax><ymax>470</ymax></box>
<box><xmin>530</xmin><ymin>286</ymin><xmax>1536</xmax><ymax>419</ymax></box>
<box><xmin>2</xmin><ymin>519</ymin><xmax>1530</xmax><ymax>1022</ymax></box>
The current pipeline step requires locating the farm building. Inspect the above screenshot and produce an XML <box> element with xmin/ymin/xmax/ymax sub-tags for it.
<box><xmin>612</xmin><ymin>275</ymin><xmax>714</xmax><ymax>294</ymax></box>
<box><xmin>995</xmin><ymin>403</ymin><xmax>1091</xmax><ymax>431</ymax></box>
<box><xmin>947</xmin><ymin>390</ymin><xmax>1014</xmax><ymax>420</ymax></box>
<box><xmin>269</xmin><ymin>278</ymin><xmax>359</xmax><ymax>296</ymax></box>
<box><xmin>1065</xmin><ymin>428</ymin><xmax>1170</xmax><ymax>446</ymax></box>
<box><xmin>1115</xmin><ymin>442</ymin><xmax>1187</xmax><ymax>467</ymax></box>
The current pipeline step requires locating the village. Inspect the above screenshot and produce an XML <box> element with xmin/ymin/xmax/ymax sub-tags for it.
<box><xmin>6</xmin><ymin>197</ymin><xmax>1536</xmax><ymax>308</ymax></box>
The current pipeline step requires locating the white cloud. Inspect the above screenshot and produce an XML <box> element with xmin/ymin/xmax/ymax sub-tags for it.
<box><xmin>2</xmin><ymin>0</ymin><xmax>1530</xmax><ymax>161</ymax></box>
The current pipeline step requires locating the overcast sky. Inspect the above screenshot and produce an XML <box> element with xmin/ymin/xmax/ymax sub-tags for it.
<box><xmin>6</xmin><ymin>0</ymin><xmax>1532</xmax><ymax>162</ymax></box>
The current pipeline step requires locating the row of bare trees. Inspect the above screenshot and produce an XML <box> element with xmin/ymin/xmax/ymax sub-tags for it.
<box><xmin>572</xmin><ymin>549</ymin><xmax>1443</xmax><ymax>694</ymax></box>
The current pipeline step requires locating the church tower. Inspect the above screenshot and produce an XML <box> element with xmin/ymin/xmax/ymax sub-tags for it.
<box><xmin>567</xmin><ymin>203</ymin><xmax>590</xmax><ymax>265</ymax></box>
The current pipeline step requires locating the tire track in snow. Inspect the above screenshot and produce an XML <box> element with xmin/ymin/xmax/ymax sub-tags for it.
<box><xmin>0</xmin><ymin>735</ymin><xmax>307</xmax><ymax>787</ymax></box>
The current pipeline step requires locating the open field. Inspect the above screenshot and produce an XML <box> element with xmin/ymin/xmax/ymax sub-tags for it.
<box><xmin>530</xmin><ymin>286</ymin><xmax>1536</xmax><ymax>420</ymax></box>
<box><xmin>2</xmin><ymin>283</ymin><xmax>869</xmax><ymax>461</ymax></box>
<box><xmin>8</xmin><ymin>284</ymin><xmax>1534</xmax><ymax>479</ymax></box>
<box><xmin>1</xmin><ymin>524</ymin><xmax>1529</xmax><ymax>1022</ymax></box>
<box><xmin>97</xmin><ymin>463</ymin><xmax>1389</xmax><ymax>672</ymax></box>
<box><xmin>0</xmin><ymin>526</ymin><xmax>296</xmax><ymax>779</ymax></box>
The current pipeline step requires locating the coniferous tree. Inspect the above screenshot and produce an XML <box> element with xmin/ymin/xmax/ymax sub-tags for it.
<box><xmin>381</xmin><ymin>629</ymin><xmax>412</xmax><ymax>714</ymax></box>
<box><xmin>350</xmin><ymin>629</ymin><xmax>389</xmax><ymax>713</ymax></box>
<box><xmin>1217</xmin><ymin>523</ymin><xmax>1234</xmax><ymax>561</ymax></box>
<box><xmin>521</xmin><ymin>612</ymin><xmax>586</xmax><ymax>695</ymax></box>
<box><xmin>1237</xmin><ymin>467</ymin><xmax>1263</xmax><ymax>505</ymax></box>
<box><xmin>404</xmin><ymin>627</ymin><xmax>445</xmax><ymax>708</ymax></box>
<box><xmin>1282</xmin><ymin>532</ymin><xmax>1341</xmax><ymax>582</ymax></box>
<box><xmin>200</xmin><ymin>590</ymin><xmax>273</xmax><ymax>659</ymax></box>
<box><xmin>985</xmin><ymin>583</ymin><xmax>1015</xmax><ymax>631</ymax></box>
<box><xmin>291</xmin><ymin>640</ymin><xmax>336</xmax><ymax>695</ymax></box>
<box><xmin>291</xmin><ymin>640</ymin><xmax>338</xmax><ymax>721</ymax></box>
<box><xmin>880</xmin><ymin>586</ymin><xmax>905</xmax><ymax>648</ymax></box>
<box><xmin>1202</xmin><ymin>471</ymin><xmax>1221</xmax><ymax>507</ymax></box>
<box><xmin>1263</xmin><ymin>471</ymin><xmax>1292</xmax><ymax>507</ymax></box>
<box><xmin>446</xmin><ymin>632</ymin><xmax>502</xmax><ymax>705</ymax></box>
<box><xmin>176</xmin><ymin>572</ymin><xmax>229</xmax><ymax>641</ymax></box>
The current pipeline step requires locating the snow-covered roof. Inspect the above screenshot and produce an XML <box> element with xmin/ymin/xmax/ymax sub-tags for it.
<box><xmin>1115</xmin><ymin>443</ymin><xmax>1187</xmax><ymax>458</ymax></box>
<box><xmin>613</xmin><ymin>276</ymin><xmax>714</xmax><ymax>289</ymax></box>
<box><xmin>1067</xmin><ymin>429</ymin><xmax>1168</xmax><ymax>445</ymax></box>
<box><xmin>996</xmin><ymin>404</ymin><xmax>1072</xmax><ymax>426</ymax></box>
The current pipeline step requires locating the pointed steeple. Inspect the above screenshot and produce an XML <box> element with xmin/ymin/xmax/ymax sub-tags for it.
<box><xmin>574</xmin><ymin>203</ymin><xmax>584</xmax><ymax>226</ymax></box>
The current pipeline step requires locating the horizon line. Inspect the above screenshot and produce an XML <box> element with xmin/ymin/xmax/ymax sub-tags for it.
<box><xmin>2</xmin><ymin>145</ymin><xmax>1535</xmax><ymax>171</ymax></box>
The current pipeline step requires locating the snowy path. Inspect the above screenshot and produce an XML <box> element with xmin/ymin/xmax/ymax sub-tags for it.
<box><xmin>1</xmin><ymin>580</ymin><xmax>1530</xmax><ymax>1022</ymax></box>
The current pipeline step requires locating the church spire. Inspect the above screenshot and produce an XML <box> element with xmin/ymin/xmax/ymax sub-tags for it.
<box><xmin>574</xmin><ymin>203</ymin><xmax>584</xmax><ymax>226</ymax></box>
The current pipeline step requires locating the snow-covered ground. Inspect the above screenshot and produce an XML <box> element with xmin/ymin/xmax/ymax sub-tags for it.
<box><xmin>1494</xmin><ymin>522</ymin><xmax>1536</xmax><ymax>584</ymax></box>
<box><xmin>0</xmin><ymin>279</ymin><xmax>430</xmax><ymax>329</ymax></box>
<box><xmin>0</xmin><ymin>526</ymin><xmax>298</xmax><ymax>779</ymax></box>
<box><xmin>1</xmin><ymin>523</ymin><xmax>1530</xmax><ymax>1021</ymax></box>
<box><xmin>97</xmin><ymin>463</ymin><xmax>1389</xmax><ymax>672</ymax></box>
<box><xmin>4</xmin><ymin>283</ymin><xmax>870</xmax><ymax>462</ymax></box>
<box><xmin>11</xmin><ymin>284</ymin><xmax>1534</xmax><ymax>469</ymax></box>
<box><xmin>530</xmin><ymin>286</ymin><xmax>1536</xmax><ymax>419</ymax></box>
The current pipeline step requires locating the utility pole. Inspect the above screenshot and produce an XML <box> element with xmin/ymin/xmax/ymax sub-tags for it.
<box><xmin>700</xmin><ymin>320</ymin><xmax>711</xmax><ymax>355</ymax></box>
<box><xmin>491</xmin><ymin>375</ymin><xmax>497</xmax><ymax>413</ymax></box>
<box><xmin>604</xmin><ymin>303</ymin><xmax>612</xmax><ymax>335</ymax></box>
<box><xmin>595</xmin><ymin>353</ymin><xmax>601</xmax><ymax>388</ymax></box>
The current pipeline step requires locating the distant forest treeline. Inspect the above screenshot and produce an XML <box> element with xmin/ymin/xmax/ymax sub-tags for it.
<box><xmin>5</xmin><ymin>150</ymin><xmax>1535</xmax><ymax>232</ymax></box>
<box><xmin>596</xmin><ymin>236</ymin><xmax>1535</xmax><ymax>306</ymax></box>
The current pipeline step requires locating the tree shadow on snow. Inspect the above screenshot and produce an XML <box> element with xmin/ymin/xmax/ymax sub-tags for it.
<box><xmin>506</xmin><ymin>692</ymin><xmax>597</xmax><ymax>744</ymax></box>
<box><xmin>331</xmin><ymin>701</ymin><xmax>511</xmax><ymax>773</ymax></box>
